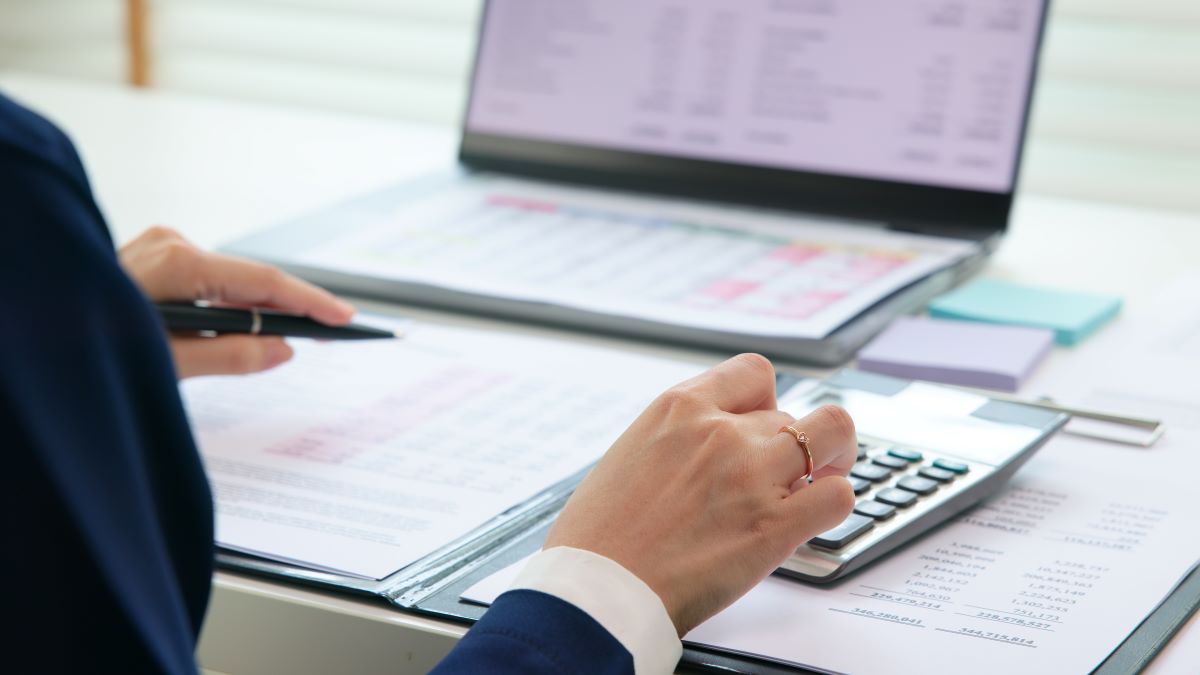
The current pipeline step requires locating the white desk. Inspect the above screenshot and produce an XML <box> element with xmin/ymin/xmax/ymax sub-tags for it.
<box><xmin>4</xmin><ymin>72</ymin><xmax>1197</xmax><ymax>674</ymax></box>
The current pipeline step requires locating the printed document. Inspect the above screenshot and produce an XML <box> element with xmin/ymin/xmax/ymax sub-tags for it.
<box><xmin>464</xmin><ymin>431</ymin><xmax>1197</xmax><ymax>674</ymax></box>
<box><xmin>682</xmin><ymin>439</ymin><xmax>1197</xmax><ymax>673</ymax></box>
<box><xmin>181</xmin><ymin>319</ymin><xmax>701</xmax><ymax>579</ymax></box>
<box><xmin>290</xmin><ymin>176</ymin><xmax>975</xmax><ymax>340</ymax></box>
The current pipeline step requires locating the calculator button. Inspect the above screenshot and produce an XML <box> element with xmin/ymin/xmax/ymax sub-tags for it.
<box><xmin>854</xmin><ymin>500</ymin><xmax>897</xmax><ymax>520</ymax></box>
<box><xmin>896</xmin><ymin>476</ymin><xmax>939</xmax><ymax>496</ymax></box>
<box><xmin>875</xmin><ymin>488</ymin><xmax>919</xmax><ymax>508</ymax></box>
<box><xmin>857</xmin><ymin>443</ymin><xmax>869</xmax><ymax>461</ymax></box>
<box><xmin>918</xmin><ymin>466</ymin><xmax>957</xmax><ymax>483</ymax></box>
<box><xmin>849</xmin><ymin>477</ymin><xmax>872</xmax><ymax>495</ymax></box>
<box><xmin>809</xmin><ymin>514</ymin><xmax>874</xmax><ymax>549</ymax></box>
<box><xmin>851</xmin><ymin>463</ymin><xmax>891</xmax><ymax>482</ymax></box>
<box><xmin>932</xmin><ymin>458</ymin><xmax>970</xmax><ymax>474</ymax></box>
<box><xmin>887</xmin><ymin>447</ymin><xmax>923</xmax><ymax>462</ymax></box>
<box><xmin>871</xmin><ymin>455</ymin><xmax>908</xmax><ymax>470</ymax></box>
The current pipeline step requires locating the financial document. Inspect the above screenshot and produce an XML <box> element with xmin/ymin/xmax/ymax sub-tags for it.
<box><xmin>181</xmin><ymin>319</ymin><xmax>702</xmax><ymax>579</ymax></box>
<box><xmin>683</xmin><ymin>445</ymin><xmax>1196</xmax><ymax>673</ymax></box>
<box><xmin>464</xmin><ymin>433</ymin><xmax>1197</xmax><ymax>674</ymax></box>
<box><xmin>293</xmin><ymin>176</ymin><xmax>975</xmax><ymax>340</ymax></box>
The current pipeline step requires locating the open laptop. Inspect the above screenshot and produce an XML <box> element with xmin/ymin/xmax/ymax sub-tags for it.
<box><xmin>229</xmin><ymin>0</ymin><xmax>1050</xmax><ymax>364</ymax></box>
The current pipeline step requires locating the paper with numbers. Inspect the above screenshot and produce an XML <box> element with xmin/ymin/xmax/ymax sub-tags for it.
<box><xmin>182</xmin><ymin>319</ymin><xmax>701</xmax><ymax>580</ymax></box>
<box><xmin>288</xmin><ymin>175</ymin><xmax>974</xmax><ymax>340</ymax></box>
<box><xmin>463</xmin><ymin>430</ymin><xmax>1197</xmax><ymax>673</ymax></box>
<box><xmin>683</xmin><ymin>437</ymin><xmax>1196</xmax><ymax>673</ymax></box>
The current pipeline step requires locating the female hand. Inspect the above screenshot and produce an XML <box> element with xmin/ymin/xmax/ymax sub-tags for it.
<box><xmin>544</xmin><ymin>353</ymin><xmax>857</xmax><ymax>635</ymax></box>
<box><xmin>119</xmin><ymin>226</ymin><xmax>355</xmax><ymax>379</ymax></box>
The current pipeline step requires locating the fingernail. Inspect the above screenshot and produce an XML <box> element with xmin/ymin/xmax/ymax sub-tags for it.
<box><xmin>264</xmin><ymin>340</ymin><xmax>292</xmax><ymax>366</ymax></box>
<box><xmin>334</xmin><ymin>298</ymin><xmax>356</xmax><ymax>321</ymax></box>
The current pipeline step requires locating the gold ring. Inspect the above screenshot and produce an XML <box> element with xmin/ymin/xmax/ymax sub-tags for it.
<box><xmin>779</xmin><ymin>425</ymin><xmax>814</xmax><ymax>481</ymax></box>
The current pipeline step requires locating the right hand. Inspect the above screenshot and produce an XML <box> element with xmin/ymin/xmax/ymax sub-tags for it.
<box><xmin>544</xmin><ymin>353</ymin><xmax>858</xmax><ymax>636</ymax></box>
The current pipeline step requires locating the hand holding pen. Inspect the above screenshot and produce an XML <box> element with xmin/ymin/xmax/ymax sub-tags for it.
<box><xmin>118</xmin><ymin>227</ymin><xmax>388</xmax><ymax>379</ymax></box>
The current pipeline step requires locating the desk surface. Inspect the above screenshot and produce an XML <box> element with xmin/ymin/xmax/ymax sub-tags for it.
<box><xmin>4</xmin><ymin>71</ymin><xmax>1197</xmax><ymax>674</ymax></box>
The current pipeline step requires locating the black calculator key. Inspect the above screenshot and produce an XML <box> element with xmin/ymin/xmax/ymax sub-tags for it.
<box><xmin>809</xmin><ymin>514</ymin><xmax>874</xmax><ymax>549</ymax></box>
<box><xmin>849</xmin><ymin>477</ymin><xmax>872</xmax><ymax>495</ymax></box>
<box><xmin>875</xmin><ymin>487</ymin><xmax>919</xmax><ymax>508</ymax></box>
<box><xmin>857</xmin><ymin>443</ymin><xmax>869</xmax><ymax>461</ymax></box>
<box><xmin>896</xmin><ymin>476</ymin><xmax>939</xmax><ymax>495</ymax></box>
<box><xmin>851</xmin><ymin>463</ymin><xmax>891</xmax><ymax>482</ymax></box>
<box><xmin>933</xmin><ymin>458</ymin><xmax>970</xmax><ymax>474</ymax></box>
<box><xmin>854</xmin><ymin>500</ymin><xmax>897</xmax><ymax>520</ymax></box>
<box><xmin>918</xmin><ymin>466</ymin><xmax>956</xmax><ymax>483</ymax></box>
<box><xmin>871</xmin><ymin>455</ymin><xmax>908</xmax><ymax>470</ymax></box>
<box><xmin>887</xmin><ymin>447</ymin><xmax>923</xmax><ymax>462</ymax></box>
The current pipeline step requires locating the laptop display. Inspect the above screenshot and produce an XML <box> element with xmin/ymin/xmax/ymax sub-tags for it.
<box><xmin>465</xmin><ymin>0</ymin><xmax>1046</xmax><ymax>206</ymax></box>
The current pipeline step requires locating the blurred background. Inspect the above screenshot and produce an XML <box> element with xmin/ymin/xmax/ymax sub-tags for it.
<box><xmin>2</xmin><ymin>0</ymin><xmax>1197</xmax><ymax>212</ymax></box>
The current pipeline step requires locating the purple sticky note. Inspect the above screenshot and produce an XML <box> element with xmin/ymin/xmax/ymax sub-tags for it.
<box><xmin>857</xmin><ymin>316</ymin><xmax>1055</xmax><ymax>392</ymax></box>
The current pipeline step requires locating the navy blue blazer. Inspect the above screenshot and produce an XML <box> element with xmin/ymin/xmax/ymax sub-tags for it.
<box><xmin>0</xmin><ymin>94</ymin><xmax>633</xmax><ymax>674</ymax></box>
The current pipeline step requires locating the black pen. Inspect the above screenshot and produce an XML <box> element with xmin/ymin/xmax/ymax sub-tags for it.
<box><xmin>156</xmin><ymin>303</ymin><xmax>399</xmax><ymax>340</ymax></box>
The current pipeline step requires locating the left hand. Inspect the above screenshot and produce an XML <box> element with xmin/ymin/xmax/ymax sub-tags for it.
<box><xmin>119</xmin><ymin>226</ymin><xmax>356</xmax><ymax>379</ymax></box>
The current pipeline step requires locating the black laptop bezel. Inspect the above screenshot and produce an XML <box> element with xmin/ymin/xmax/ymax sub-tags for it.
<box><xmin>457</xmin><ymin>0</ymin><xmax>1050</xmax><ymax>240</ymax></box>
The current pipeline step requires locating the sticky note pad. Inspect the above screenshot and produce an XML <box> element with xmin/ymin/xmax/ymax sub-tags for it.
<box><xmin>927</xmin><ymin>279</ymin><xmax>1122</xmax><ymax>346</ymax></box>
<box><xmin>857</xmin><ymin>317</ymin><xmax>1054</xmax><ymax>392</ymax></box>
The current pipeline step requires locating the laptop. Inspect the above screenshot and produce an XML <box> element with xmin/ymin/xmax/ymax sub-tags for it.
<box><xmin>229</xmin><ymin>0</ymin><xmax>1050</xmax><ymax>364</ymax></box>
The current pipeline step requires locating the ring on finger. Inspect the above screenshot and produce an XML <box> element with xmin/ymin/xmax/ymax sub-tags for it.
<box><xmin>778</xmin><ymin>425</ymin><xmax>814</xmax><ymax>481</ymax></box>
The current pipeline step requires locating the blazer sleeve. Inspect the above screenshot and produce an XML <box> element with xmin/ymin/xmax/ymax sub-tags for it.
<box><xmin>430</xmin><ymin>589</ymin><xmax>635</xmax><ymax>675</ymax></box>
<box><xmin>0</xmin><ymin>93</ymin><xmax>214</xmax><ymax>674</ymax></box>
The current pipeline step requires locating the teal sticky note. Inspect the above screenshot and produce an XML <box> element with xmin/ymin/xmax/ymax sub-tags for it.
<box><xmin>927</xmin><ymin>279</ymin><xmax>1122</xmax><ymax>346</ymax></box>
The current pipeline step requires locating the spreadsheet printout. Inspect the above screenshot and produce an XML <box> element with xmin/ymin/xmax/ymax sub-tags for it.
<box><xmin>292</xmin><ymin>176</ymin><xmax>976</xmax><ymax>340</ymax></box>
<box><xmin>181</xmin><ymin>319</ymin><xmax>702</xmax><ymax>579</ymax></box>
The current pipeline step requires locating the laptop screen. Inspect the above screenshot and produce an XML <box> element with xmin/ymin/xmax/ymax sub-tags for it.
<box><xmin>465</xmin><ymin>0</ymin><xmax>1044</xmax><ymax>195</ymax></box>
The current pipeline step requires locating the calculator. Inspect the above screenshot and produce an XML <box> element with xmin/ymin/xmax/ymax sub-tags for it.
<box><xmin>775</xmin><ymin>370</ymin><xmax>1068</xmax><ymax>583</ymax></box>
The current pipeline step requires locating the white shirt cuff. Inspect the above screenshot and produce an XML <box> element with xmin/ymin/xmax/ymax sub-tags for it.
<box><xmin>509</xmin><ymin>546</ymin><xmax>682</xmax><ymax>675</ymax></box>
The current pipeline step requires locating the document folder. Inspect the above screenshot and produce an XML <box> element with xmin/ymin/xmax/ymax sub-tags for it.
<box><xmin>218</xmin><ymin>492</ymin><xmax>1199</xmax><ymax>675</ymax></box>
<box><xmin>225</xmin><ymin>173</ymin><xmax>991</xmax><ymax>367</ymax></box>
<box><xmin>216</xmin><ymin>370</ymin><xmax>1197</xmax><ymax>673</ymax></box>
